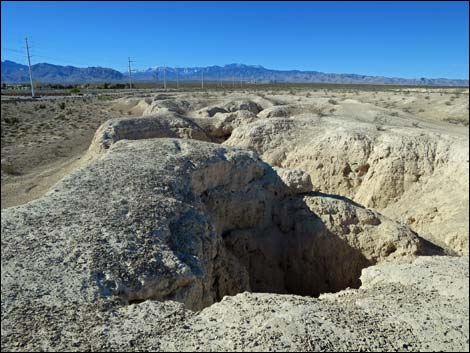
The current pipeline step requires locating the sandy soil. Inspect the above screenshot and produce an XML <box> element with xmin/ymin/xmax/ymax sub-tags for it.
<box><xmin>1</xmin><ymin>95</ymin><xmax>135</xmax><ymax>207</ymax></box>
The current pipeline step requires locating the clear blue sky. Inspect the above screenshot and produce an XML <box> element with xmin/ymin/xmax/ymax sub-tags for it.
<box><xmin>1</xmin><ymin>1</ymin><xmax>469</xmax><ymax>79</ymax></box>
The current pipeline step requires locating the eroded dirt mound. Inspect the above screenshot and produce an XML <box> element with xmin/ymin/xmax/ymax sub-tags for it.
<box><xmin>225</xmin><ymin>116</ymin><xmax>469</xmax><ymax>254</ymax></box>
<box><xmin>86</xmin><ymin>113</ymin><xmax>211</xmax><ymax>158</ymax></box>
<box><xmin>193</xmin><ymin>110</ymin><xmax>259</xmax><ymax>142</ymax></box>
<box><xmin>1</xmin><ymin>138</ymin><xmax>438</xmax><ymax>351</ymax></box>
<box><xmin>258</xmin><ymin>105</ymin><xmax>292</xmax><ymax>119</ymax></box>
<box><xmin>195</xmin><ymin>99</ymin><xmax>264</xmax><ymax>118</ymax></box>
<box><xmin>111</xmin><ymin>96</ymin><xmax>153</xmax><ymax>115</ymax></box>
<box><xmin>142</xmin><ymin>98</ymin><xmax>194</xmax><ymax>116</ymax></box>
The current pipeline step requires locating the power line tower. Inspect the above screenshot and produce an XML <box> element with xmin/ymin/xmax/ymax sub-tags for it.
<box><xmin>163</xmin><ymin>65</ymin><xmax>167</xmax><ymax>89</ymax></box>
<box><xmin>128</xmin><ymin>57</ymin><xmax>135</xmax><ymax>89</ymax></box>
<box><xmin>176</xmin><ymin>67</ymin><xmax>179</xmax><ymax>89</ymax></box>
<box><xmin>25</xmin><ymin>37</ymin><xmax>35</xmax><ymax>98</ymax></box>
<box><xmin>153</xmin><ymin>70</ymin><xmax>159</xmax><ymax>89</ymax></box>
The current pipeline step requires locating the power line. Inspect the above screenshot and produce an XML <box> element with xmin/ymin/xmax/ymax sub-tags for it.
<box><xmin>3</xmin><ymin>46</ymin><xmax>115</xmax><ymax>69</ymax></box>
<box><xmin>2</xmin><ymin>47</ymin><xmax>25</xmax><ymax>54</ymax></box>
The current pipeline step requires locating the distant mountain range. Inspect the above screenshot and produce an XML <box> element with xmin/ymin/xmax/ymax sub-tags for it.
<box><xmin>1</xmin><ymin>60</ymin><xmax>125</xmax><ymax>83</ymax></box>
<box><xmin>1</xmin><ymin>60</ymin><xmax>468</xmax><ymax>86</ymax></box>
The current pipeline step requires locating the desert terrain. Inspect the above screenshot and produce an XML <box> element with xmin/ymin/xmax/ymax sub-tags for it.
<box><xmin>1</xmin><ymin>85</ymin><xmax>469</xmax><ymax>351</ymax></box>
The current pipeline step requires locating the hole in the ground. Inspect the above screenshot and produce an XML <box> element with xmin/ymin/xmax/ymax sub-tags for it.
<box><xmin>218</xmin><ymin>209</ymin><xmax>370</xmax><ymax>299</ymax></box>
<box><xmin>118</xmin><ymin>167</ymin><xmax>371</xmax><ymax>310</ymax></box>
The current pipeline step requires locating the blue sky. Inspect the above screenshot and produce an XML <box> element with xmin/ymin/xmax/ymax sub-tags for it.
<box><xmin>1</xmin><ymin>1</ymin><xmax>468</xmax><ymax>79</ymax></box>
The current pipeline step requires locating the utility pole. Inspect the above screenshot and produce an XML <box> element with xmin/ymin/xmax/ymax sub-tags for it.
<box><xmin>218</xmin><ymin>72</ymin><xmax>223</xmax><ymax>88</ymax></box>
<box><xmin>25</xmin><ymin>37</ymin><xmax>34</xmax><ymax>98</ymax></box>
<box><xmin>163</xmin><ymin>65</ymin><xmax>167</xmax><ymax>89</ymax></box>
<box><xmin>128</xmin><ymin>57</ymin><xmax>135</xmax><ymax>89</ymax></box>
<box><xmin>153</xmin><ymin>70</ymin><xmax>159</xmax><ymax>89</ymax></box>
<box><xmin>176</xmin><ymin>68</ymin><xmax>179</xmax><ymax>89</ymax></box>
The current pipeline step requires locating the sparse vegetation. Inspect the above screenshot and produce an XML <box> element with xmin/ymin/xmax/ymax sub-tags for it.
<box><xmin>1</xmin><ymin>162</ymin><xmax>21</xmax><ymax>175</ymax></box>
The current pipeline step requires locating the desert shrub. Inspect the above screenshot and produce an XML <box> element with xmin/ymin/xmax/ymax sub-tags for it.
<box><xmin>1</xmin><ymin>163</ymin><xmax>21</xmax><ymax>175</ymax></box>
<box><xmin>445</xmin><ymin>101</ymin><xmax>452</xmax><ymax>106</ymax></box>
<box><xmin>58</xmin><ymin>102</ymin><xmax>66</xmax><ymax>110</ymax></box>
<box><xmin>443</xmin><ymin>117</ymin><xmax>469</xmax><ymax>126</ymax></box>
<box><xmin>390</xmin><ymin>112</ymin><xmax>399</xmax><ymax>117</ymax></box>
<box><xmin>70</xmin><ymin>88</ymin><xmax>81</xmax><ymax>94</ymax></box>
<box><xmin>38</xmin><ymin>104</ymin><xmax>46</xmax><ymax>109</ymax></box>
<box><xmin>3</xmin><ymin>117</ymin><xmax>20</xmax><ymax>125</ymax></box>
<box><xmin>328</xmin><ymin>99</ymin><xmax>338</xmax><ymax>105</ymax></box>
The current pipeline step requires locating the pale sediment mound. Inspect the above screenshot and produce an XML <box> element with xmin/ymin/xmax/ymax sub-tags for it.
<box><xmin>193</xmin><ymin>110</ymin><xmax>259</xmax><ymax>142</ymax></box>
<box><xmin>111</xmin><ymin>96</ymin><xmax>152</xmax><ymax>115</ymax></box>
<box><xmin>224</xmin><ymin>99</ymin><xmax>263</xmax><ymax>114</ymax></box>
<box><xmin>225</xmin><ymin>116</ymin><xmax>469</xmax><ymax>254</ymax></box>
<box><xmin>273</xmin><ymin>167</ymin><xmax>313</xmax><ymax>194</ymax></box>
<box><xmin>195</xmin><ymin>99</ymin><xmax>264</xmax><ymax>118</ymax></box>
<box><xmin>258</xmin><ymin>105</ymin><xmax>291</xmax><ymax>119</ymax></box>
<box><xmin>86</xmin><ymin>113</ymin><xmax>210</xmax><ymax>159</ymax></box>
<box><xmin>1</xmin><ymin>138</ymin><xmax>440</xmax><ymax>350</ymax></box>
<box><xmin>142</xmin><ymin>99</ymin><xmax>194</xmax><ymax>116</ymax></box>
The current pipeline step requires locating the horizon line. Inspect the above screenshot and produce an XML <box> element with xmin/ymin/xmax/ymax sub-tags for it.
<box><xmin>1</xmin><ymin>59</ymin><xmax>469</xmax><ymax>82</ymax></box>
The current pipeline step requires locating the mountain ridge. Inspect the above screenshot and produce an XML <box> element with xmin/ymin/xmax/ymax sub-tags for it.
<box><xmin>1</xmin><ymin>60</ymin><xmax>468</xmax><ymax>86</ymax></box>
